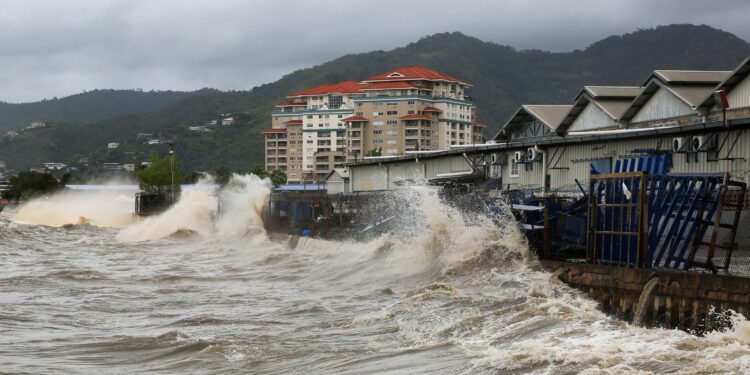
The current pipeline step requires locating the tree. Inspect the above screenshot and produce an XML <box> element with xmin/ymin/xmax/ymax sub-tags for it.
<box><xmin>3</xmin><ymin>171</ymin><xmax>61</xmax><ymax>201</ymax></box>
<box><xmin>268</xmin><ymin>169</ymin><xmax>287</xmax><ymax>185</ymax></box>
<box><xmin>366</xmin><ymin>147</ymin><xmax>383</xmax><ymax>157</ymax></box>
<box><xmin>214</xmin><ymin>166</ymin><xmax>231</xmax><ymax>185</ymax></box>
<box><xmin>249</xmin><ymin>164</ymin><xmax>268</xmax><ymax>179</ymax></box>
<box><xmin>136</xmin><ymin>153</ymin><xmax>184</xmax><ymax>194</ymax></box>
<box><xmin>249</xmin><ymin>164</ymin><xmax>286</xmax><ymax>186</ymax></box>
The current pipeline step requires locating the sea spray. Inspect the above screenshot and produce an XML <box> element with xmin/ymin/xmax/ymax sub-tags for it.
<box><xmin>214</xmin><ymin>174</ymin><xmax>271</xmax><ymax>239</ymax></box>
<box><xmin>12</xmin><ymin>189</ymin><xmax>135</xmax><ymax>228</ymax></box>
<box><xmin>116</xmin><ymin>174</ymin><xmax>270</xmax><ymax>242</ymax></box>
<box><xmin>116</xmin><ymin>189</ymin><xmax>218</xmax><ymax>242</ymax></box>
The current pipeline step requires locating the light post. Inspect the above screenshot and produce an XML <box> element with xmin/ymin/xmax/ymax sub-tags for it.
<box><xmin>168</xmin><ymin>141</ymin><xmax>175</xmax><ymax>203</ymax></box>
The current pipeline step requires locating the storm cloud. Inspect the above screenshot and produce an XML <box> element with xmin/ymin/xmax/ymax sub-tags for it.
<box><xmin>1</xmin><ymin>0</ymin><xmax>749</xmax><ymax>102</ymax></box>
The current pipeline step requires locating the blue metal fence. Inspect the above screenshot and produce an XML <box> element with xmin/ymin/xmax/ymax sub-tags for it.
<box><xmin>586</xmin><ymin>172</ymin><xmax>746</xmax><ymax>273</ymax></box>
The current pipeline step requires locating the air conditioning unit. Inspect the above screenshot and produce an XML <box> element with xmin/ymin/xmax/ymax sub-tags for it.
<box><xmin>692</xmin><ymin>135</ymin><xmax>716</xmax><ymax>151</ymax></box>
<box><xmin>527</xmin><ymin>147</ymin><xmax>539</xmax><ymax>162</ymax></box>
<box><xmin>672</xmin><ymin>137</ymin><xmax>688</xmax><ymax>152</ymax></box>
<box><xmin>514</xmin><ymin>151</ymin><xmax>524</xmax><ymax>163</ymax></box>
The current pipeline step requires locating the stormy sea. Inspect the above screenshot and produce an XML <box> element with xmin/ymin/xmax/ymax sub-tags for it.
<box><xmin>2</xmin><ymin>175</ymin><xmax>750</xmax><ymax>374</ymax></box>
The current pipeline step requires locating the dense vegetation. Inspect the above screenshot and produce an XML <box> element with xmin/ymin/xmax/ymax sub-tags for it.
<box><xmin>136</xmin><ymin>153</ymin><xmax>184</xmax><ymax>194</ymax></box>
<box><xmin>1</xmin><ymin>171</ymin><xmax>64</xmax><ymax>201</ymax></box>
<box><xmin>1</xmin><ymin>24</ymin><xmax>749</xmax><ymax>172</ymax></box>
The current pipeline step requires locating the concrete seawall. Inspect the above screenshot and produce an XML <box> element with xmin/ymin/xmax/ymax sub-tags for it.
<box><xmin>542</xmin><ymin>260</ymin><xmax>750</xmax><ymax>332</ymax></box>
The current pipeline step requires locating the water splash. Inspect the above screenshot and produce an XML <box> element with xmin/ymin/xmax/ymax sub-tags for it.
<box><xmin>12</xmin><ymin>189</ymin><xmax>135</xmax><ymax>228</ymax></box>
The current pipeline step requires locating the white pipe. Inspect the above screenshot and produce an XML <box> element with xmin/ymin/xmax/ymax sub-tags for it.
<box><xmin>534</xmin><ymin>144</ymin><xmax>547</xmax><ymax>191</ymax></box>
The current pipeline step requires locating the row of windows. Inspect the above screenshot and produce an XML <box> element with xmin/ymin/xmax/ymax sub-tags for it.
<box><xmin>306</xmin><ymin>114</ymin><xmax>346</xmax><ymax>119</ymax></box>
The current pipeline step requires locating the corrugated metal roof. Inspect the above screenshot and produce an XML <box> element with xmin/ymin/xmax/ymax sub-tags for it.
<box><xmin>652</xmin><ymin>70</ymin><xmax>731</xmax><ymax>84</ymax></box>
<box><xmin>522</xmin><ymin>105</ymin><xmax>572</xmax><ymax>128</ymax></box>
<box><xmin>667</xmin><ymin>84</ymin><xmax>718</xmax><ymax>107</ymax></box>
<box><xmin>584</xmin><ymin>86</ymin><xmax>642</xmax><ymax>98</ymax></box>
<box><xmin>595</xmin><ymin>100</ymin><xmax>634</xmax><ymax>119</ymax></box>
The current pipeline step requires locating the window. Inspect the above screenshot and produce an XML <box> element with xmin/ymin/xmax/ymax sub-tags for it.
<box><xmin>510</xmin><ymin>157</ymin><xmax>519</xmax><ymax>177</ymax></box>
<box><xmin>306</xmin><ymin>123</ymin><xmax>313</xmax><ymax>128</ymax></box>
<box><xmin>373</xmin><ymin>111</ymin><xmax>384</xmax><ymax>116</ymax></box>
<box><xmin>407</xmin><ymin>100</ymin><xmax>415</xmax><ymax>105</ymax></box>
<box><xmin>386</xmin><ymin>111</ymin><xmax>398</xmax><ymax>115</ymax></box>
<box><xmin>387</xmin><ymin>101</ymin><xmax>398</xmax><ymax>106</ymax></box>
<box><xmin>307</xmin><ymin>115</ymin><xmax>313</xmax><ymax>119</ymax></box>
<box><xmin>356</xmin><ymin>112</ymin><xmax>363</xmax><ymax>116</ymax></box>
<box><xmin>373</xmin><ymin>139</ymin><xmax>384</xmax><ymax>144</ymax></box>
<box><xmin>328</xmin><ymin>95</ymin><xmax>343</xmax><ymax>109</ymax></box>
<box><xmin>373</xmin><ymin>130</ymin><xmax>383</xmax><ymax>135</ymax></box>
<box><xmin>386</xmin><ymin>149</ymin><xmax>398</xmax><ymax>154</ymax></box>
<box><xmin>386</xmin><ymin>139</ymin><xmax>397</xmax><ymax>144</ymax></box>
<box><xmin>372</xmin><ymin>121</ymin><xmax>384</xmax><ymax>126</ymax></box>
<box><xmin>385</xmin><ymin>130</ymin><xmax>398</xmax><ymax>135</ymax></box>
<box><xmin>386</xmin><ymin>120</ymin><xmax>398</xmax><ymax>125</ymax></box>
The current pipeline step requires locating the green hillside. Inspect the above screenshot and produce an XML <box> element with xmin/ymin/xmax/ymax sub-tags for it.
<box><xmin>0</xmin><ymin>89</ymin><xmax>214</xmax><ymax>132</ymax></box>
<box><xmin>2</xmin><ymin>24</ymin><xmax>749</xmax><ymax>172</ymax></box>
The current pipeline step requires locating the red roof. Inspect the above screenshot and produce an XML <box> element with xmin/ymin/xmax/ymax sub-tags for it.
<box><xmin>399</xmin><ymin>114</ymin><xmax>433</xmax><ymax>121</ymax></box>
<box><xmin>341</xmin><ymin>116</ymin><xmax>368</xmax><ymax>122</ymax></box>
<box><xmin>289</xmin><ymin>80</ymin><xmax>364</xmax><ymax>97</ymax></box>
<box><xmin>472</xmin><ymin>121</ymin><xmax>486</xmax><ymax>128</ymax></box>
<box><xmin>360</xmin><ymin>81</ymin><xmax>432</xmax><ymax>91</ymax></box>
<box><xmin>283</xmin><ymin>119</ymin><xmax>303</xmax><ymax>125</ymax></box>
<box><xmin>422</xmin><ymin>106</ymin><xmax>442</xmax><ymax>113</ymax></box>
<box><xmin>260</xmin><ymin>128</ymin><xmax>287</xmax><ymax>134</ymax></box>
<box><xmin>276</xmin><ymin>100</ymin><xmax>307</xmax><ymax>107</ymax></box>
<box><xmin>363</xmin><ymin>66</ymin><xmax>471</xmax><ymax>86</ymax></box>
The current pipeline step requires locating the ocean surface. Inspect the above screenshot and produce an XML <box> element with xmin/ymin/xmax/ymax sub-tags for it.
<box><xmin>2</xmin><ymin>175</ymin><xmax>750</xmax><ymax>374</ymax></box>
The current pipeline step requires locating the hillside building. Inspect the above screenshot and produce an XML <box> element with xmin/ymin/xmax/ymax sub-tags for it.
<box><xmin>263</xmin><ymin>67</ymin><xmax>483</xmax><ymax>183</ymax></box>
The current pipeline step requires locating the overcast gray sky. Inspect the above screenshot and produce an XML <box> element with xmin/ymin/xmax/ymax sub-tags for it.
<box><xmin>2</xmin><ymin>0</ymin><xmax>749</xmax><ymax>103</ymax></box>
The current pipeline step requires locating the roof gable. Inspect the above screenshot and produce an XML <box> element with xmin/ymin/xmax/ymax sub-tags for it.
<box><xmin>697</xmin><ymin>57</ymin><xmax>750</xmax><ymax>110</ymax></box>
<box><xmin>363</xmin><ymin>66</ymin><xmax>471</xmax><ymax>86</ymax></box>
<box><xmin>630</xmin><ymin>85</ymin><xmax>694</xmax><ymax>123</ymax></box>
<box><xmin>494</xmin><ymin>105</ymin><xmax>570</xmax><ymax>140</ymax></box>
<box><xmin>557</xmin><ymin>86</ymin><xmax>639</xmax><ymax>135</ymax></box>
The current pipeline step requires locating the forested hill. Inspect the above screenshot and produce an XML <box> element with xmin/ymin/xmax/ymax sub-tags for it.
<box><xmin>2</xmin><ymin>24</ymin><xmax>750</xmax><ymax>171</ymax></box>
<box><xmin>0</xmin><ymin>89</ymin><xmax>214</xmax><ymax>132</ymax></box>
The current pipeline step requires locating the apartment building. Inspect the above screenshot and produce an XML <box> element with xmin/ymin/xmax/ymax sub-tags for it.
<box><xmin>346</xmin><ymin>67</ymin><xmax>477</xmax><ymax>161</ymax></box>
<box><xmin>263</xmin><ymin>67</ymin><xmax>483</xmax><ymax>182</ymax></box>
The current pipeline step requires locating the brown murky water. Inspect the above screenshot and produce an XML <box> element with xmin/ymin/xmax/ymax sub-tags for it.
<box><xmin>2</xmin><ymin>176</ymin><xmax>750</xmax><ymax>374</ymax></box>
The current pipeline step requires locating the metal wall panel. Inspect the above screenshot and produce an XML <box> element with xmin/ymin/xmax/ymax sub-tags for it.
<box><xmin>351</xmin><ymin>129</ymin><xmax>750</xmax><ymax>192</ymax></box>
<box><xmin>728</xmin><ymin>76</ymin><xmax>750</xmax><ymax>109</ymax></box>
<box><xmin>568</xmin><ymin>103</ymin><xmax>616</xmax><ymax>131</ymax></box>
<box><xmin>632</xmin><ymin>89</ymin><xmax>693</xmax><ymax>123</ymax></box>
